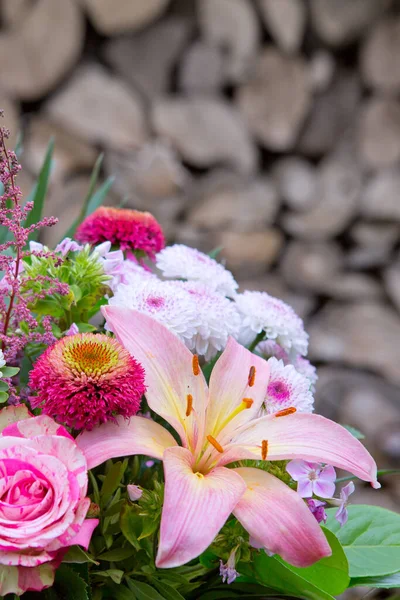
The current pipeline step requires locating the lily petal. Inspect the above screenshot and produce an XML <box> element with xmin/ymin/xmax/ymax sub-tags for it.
<box><xmin>77</xmin><ymin>416</ymin><xmax>177</xmax><ymax>469</ymax></box>
<box><xmin>206</xmin><ymin>337</ymin><xmax>270</xmax><ymax>444</ymax></box>
<box><xmin>219</xmin><ymin>413</ymin><xmax>380</xmax><ymax>488</ymax></box>
<box><xmin>156</xmin><ymin>446</ymin><xmax>246</xmax><ymax>568</ymax></box>
<box><xmin>233</xmin><ymin>467</ymin><xmax>331</xmax><ymax>567</ymax></box>
<box><xmin>102</xmin><ymin>306</ymin><xmax>208</xmax><ymax>450</ymax></box>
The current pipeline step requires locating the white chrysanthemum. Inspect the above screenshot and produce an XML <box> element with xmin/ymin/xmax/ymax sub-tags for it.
<box><xmin>107</xmin><ymin>279</ymin><xmax>200</xmax><ymax>342</ymax></box>
<box><xmin>235</xmin><ymin>291</ymin><xmax>308</xmax><ymax>356</ymax></box>
<box><xmin>156</xmin><ymin>244</ymin><xmax>238</xmax><ymax>297</ymax></box>
<box><xmin>263</xmin><ymin>357</ymin><xmax>314</xmax><ymax>415</ymax></box>
<box><xmin>294</xmin><ymin>356</ymin><xmax>318</xmax><ymax>393</ymax></box>
<box><xmin>258</xmin><ymin>340</ymin><xmax>318</xmax><ymax>393</ymax></box>
<box><xmin>178</xmin><ymin>281</ymin><xmax>241</xmax><ymax>360</ymax></box>
<box><xmin>0</xmin><ymin>349</ymin><xmax>5</xmax><ymax>377</ymax></box>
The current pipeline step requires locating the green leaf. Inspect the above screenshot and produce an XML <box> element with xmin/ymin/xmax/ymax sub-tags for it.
<box><xmin>120</xmin><ymin>502</ymin><xmax>142</xmax><ymax>550</ymax></box>
<box><xmin>208</xmin><ymin>246</ymin><xmax>223</xmax><ymax>259</ymax></box>
<box><xmin>63</xmin><ymin>151</ymin><xmax>114</xmax><ymax>240</ymax></box>
<box><xmin>86</xmin><ymin>176</ymin><xmax>114</xmax><ymax>216</ymax></box>
<box><xmin>102</xmin><ymin>582</ymin><xmax>135</xmax><ymax>600</ymax></box>
<box><xmin>24</xmin><ymin>139</ymin><xmax>54</xmax><ymax>242</ymax></box>
<box><xmin>127</xmin><ymin>579</ymin><xmax>167</xmax><ymax>600</ymax></box>
<box><xmin>0</xmin><ymin>392</ymin><xmax>8</xmax><ymax>403</ymax></box>
<box><xmin>239</xmin><ymin>551</ymin><xmax>336</xmax><ymax>600</ymax></box>
<box><xmin>0</xmin><ymin>381</ymin><xmax>9</xmax><ymax>391</ymax></box>
<box><xmin>93</xmin><ymin>569</ymin><xmax>124</xmax><ymax>584</ymax></box>
<box><xmin>63</xmin><ymin>153</ymin><xmax>104</xmax><ymax>239</ymax></box>
<box><xmin>63</xmin><ymin>545</ymin><xmax>99</xmax><ymax>565</ymax></box>
<box><xmin>70</xmin><ymin>284</ymin><xmax>83</xmax><ymax>303</ymax></box>
<box><xmin>349</xmin><ymin>570</ymin><xmax>400</xmax><ymax>588</ymax></box>
<box><xmin>51</xmin><ymin>564</ymin><xmax>89</xmax><ymax>600</ymax></box>
<box><xmin>275</xmin><ymin>529</ymin><xmax>349</xmax><ymax>596</ymax></box>
<box><xmin>101</xmin><ymin>460</ymin><xmax>127</xmax><ymax>506</ymax></box>
<box><xmin>342</xmin><ymin>425</ymin><xmax>365</xmax><ymax>440</ymax></box>
<box><xmin>97</xmin><ymin>547</ymin><xmax>135</xmax><ymax>562</ymax></box>
<box><xmin>152</xmin><ymin>581</ymin><xmax>185</xmax><ymax>600</ymax></box>
<box><xmin>1</xmin><ymin>366</ymin><xmax>19</xmax><ymax>377</ymax></box>
<box><xmin>325</xmin><ymin>505</ymin><xmax>400</xmax><ymax>578</ymax></box>
<box><xmin>75</xmin><ymin>323</ymin><xmax>98</xmax><ymax>333</ymax></box>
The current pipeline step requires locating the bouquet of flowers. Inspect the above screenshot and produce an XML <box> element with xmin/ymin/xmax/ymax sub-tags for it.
<box><xmin>0</xmin><ymin>114</ymin><xmax>398</xmax><ymax>600</ymax></box>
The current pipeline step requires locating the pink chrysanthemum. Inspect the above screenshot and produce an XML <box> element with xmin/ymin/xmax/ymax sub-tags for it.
<box><xmin>29</xmin><ymin>333</ymin><xmax>146</xmax><ymax>431</ymax></box>
<box><xmin>76</xmin><ymin>207</ymin><xmax>165</xmax><ymax>260</ymax></box>
<box><xmin>262</xmin><ymin>357</ymin><xmax>314</xmax><ymax>415</ymax></box>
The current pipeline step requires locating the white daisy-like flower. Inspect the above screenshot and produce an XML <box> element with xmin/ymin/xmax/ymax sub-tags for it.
<box><xmin>156</xmin><ymin>244</ymin><xmax>238</xmax><ymax>297</ymax></box>
<box><xmin>294</xmin><ymin>356</ymin><xmax>318</xmax><ymax>393</ymax></box>
<box><xmin>178</xmin><ymin>281</ymin><xmax>241</xmax><ymax>360</ymax></box>
<box><xmin>107</xmin><ymin>279</ymin><xmax>200</xmax><ymax>343</ymax></box>
<box><xmin>0</xmin><ymin>350</ymin><xmax>5</xmax><ymax>377</ymax></box>
<box><xmin>257</xmin><ymin>340</ymin><xmax>290</xmax><ymax>362</ymax></box>
<box><xmin>258</xmin><ymin>340</ymin><xmax>318</xmax><ymax>393</ymax></box>
<box><xmin>235</xmin><ymin>291</ymin><xmax>308</xmax><ymax>357</ymax></box>
<box><xmin>262</xmin><ymin>357</ymin><xmax>314</xmax><ymax>415</ymax></box>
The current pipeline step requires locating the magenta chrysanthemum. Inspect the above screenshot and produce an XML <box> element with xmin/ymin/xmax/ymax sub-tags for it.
<box><xmin>76</xmin><ymin>207</ymin><xmax>165</xmax><ymax>259</ymax></box>
<box><xmin>29</xmin><ymin>333</ymin><xmax>146</xmax><ymax>431</ymax></box>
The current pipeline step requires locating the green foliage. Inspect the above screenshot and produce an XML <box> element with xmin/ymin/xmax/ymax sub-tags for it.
<box><xmin>349</xmin><ymin>571</ymin><xmax>400</xmax><ymax>588</ymax></box>
<box><xmin>63</xmin><ymin>153</ymin><xmax>114</xmax><ymax>240</ymax></box>
<box><xmin>238</xmin><ymin>529</ymin><xmax>349</xmax><ymax>600</ymax></box>
<box><xmin>21</xmin><ymin>243</ymin><xmax>110</xmax><ymax>331</ymax></box>
<box><xmin>325</xmin><ymin>505</ymin><xmax>400</xmax><ymax>578</ymax></box>
<box><xmin>0</xmin><ymin>364</ymin><xmax>19</xmax><ymax>403</ymax></box>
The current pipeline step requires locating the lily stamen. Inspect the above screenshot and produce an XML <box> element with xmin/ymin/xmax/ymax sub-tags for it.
<box><xmin>261</xmin><ymin>440</ymin><xmax>268</xmax><ymax>460</ymax></box>
<box><xmin>248</xmin><ymin>366</ymin><xmax>256</xmax><ymax>387</ymax></box>
<box><xmin>207</xmin><ymin>434</ymin><xmax>224</xmax><ymax>453</ymax></box>
<box><xmin>186</xmin><ymin>394</ymin><xmax>193</xmax><ymax>417</ymax></box>
<box><xmin>192</xmin><ymin>355</ymin><xmax>200</xmax><ymax>376</ymax></box>
<box><xmin>242</xmin><ymin>398</ymin><xmax>254</xmax><ymax>408</ymax></box>
<box><xmin>275</xmin><ymin>407</ymin><xmax>297</xmax><ymax>417</ymax></box>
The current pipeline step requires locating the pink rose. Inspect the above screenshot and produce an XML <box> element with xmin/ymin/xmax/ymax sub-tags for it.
<box><xmin>0</xmin><ymin>406</ymin><xmax>98</xmax><ymax>595</ymax></box>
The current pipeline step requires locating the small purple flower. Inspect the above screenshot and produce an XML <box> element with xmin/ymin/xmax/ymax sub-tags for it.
<box><xmin>127</xmin><ymin>484</ymin><xmax>143</xmax><ymax>501</ymax></box>
<box><xmin>286</xmin><ymin>459</ymin><xmax>336</xmax><ymax>498</ymax></box>
<box><xmin>220</xmin><ymin>551</ymin><xmax>239</xmax><ymax>585</ymax></box>
<box><xmin>55</xmin><ymin>237</ymin><xmax>83</xmax><ymax>255</ymax></box>
<box><xmin>145</xmin><ymin>460</ymin><xmax>155</xmax><ymax>468</ymax></box>
<box><xmin>307</xmin><ymin>499</ymin><xmax>327</xmax><ymax>524</ymax></box>
<box><xmin>335</xmin><ymin>481</ymin><xmax>355</xmax><ymax>527</ymax></box>
<box><xmin>65</xmin><ymin>323</ymin><xmax>79</xmax><ymax>336</ymax></box>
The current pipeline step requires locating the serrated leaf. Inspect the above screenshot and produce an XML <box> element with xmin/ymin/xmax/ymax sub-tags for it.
<box><xmin>97</xmin><ymin>547</ymin><xmax>135</xmax><ymax>562</ymax></box>
<box><xmin>127</xmin><ymin>579</ymin><xmax>167</xmax><ymax>600</ymax></box>
<box><xmin>24</xmin><ymin>139</ymin><xmax>54</xmax><ymax>243</ymax></box>
<box><xmin>51</xmin><ymin>564</ymin><xmax>89</xmax><ymax>600</ymax></box>
<box><xmin>325</xmin><ymin>505</ymin><xmax>400</xmax><ymax>578</ymax></box>
<box><xmin>349</xmin><ymin>570</ymin><xmax>400</xmax><ymax>588</ymax></box>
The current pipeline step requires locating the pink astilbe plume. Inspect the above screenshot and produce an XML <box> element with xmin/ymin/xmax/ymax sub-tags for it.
<box><xmin>29</xmin><ymin>333</ymin><xmax>146</xmax><ymax>430</ymax></box>
<box><xmin>0</xmin><ymin>112</ymin><xmax>68</xmax><ymax>376</ymax></box>
<box><xmin>76</xmin><ymin>206</ymin><xmax>165</xmax><ymax>260</ymax></box>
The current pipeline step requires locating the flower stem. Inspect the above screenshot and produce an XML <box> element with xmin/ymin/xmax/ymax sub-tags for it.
<box><xmin>247</xmin><ymin>331</ymin><xmax>266</xmax><ymax>353</ymax></box>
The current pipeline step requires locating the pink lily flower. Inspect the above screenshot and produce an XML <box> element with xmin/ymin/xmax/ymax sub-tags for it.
<box><xmin>77</xmin><ymin>307</ymin><xmax>380</xmax><ymax>570</ymax></box>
